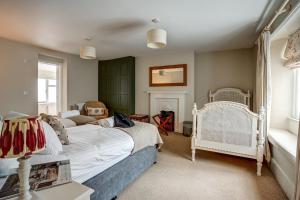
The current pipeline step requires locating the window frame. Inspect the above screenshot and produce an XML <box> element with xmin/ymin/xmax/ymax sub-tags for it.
<box><xmin>292</xmin><ymin>68</ymin><xmax>300</xmax><ymax>120</ymax></box>
<box><xmin>38</xmin><ymin>57</ymin><xmax>63</xmax><ymax>114</ymax></box>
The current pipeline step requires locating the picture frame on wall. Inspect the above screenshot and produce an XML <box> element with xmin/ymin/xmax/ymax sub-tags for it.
<box><xmin>149</xmin><ymin>64</ymin><xmax>187</xmax><ymax>87</ymax></box>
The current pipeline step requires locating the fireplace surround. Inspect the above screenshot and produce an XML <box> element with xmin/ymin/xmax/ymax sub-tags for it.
<box><xmin>147</xmin><ymin>91</ymin><xmax>187</xmax><ymax>133</ymax></box>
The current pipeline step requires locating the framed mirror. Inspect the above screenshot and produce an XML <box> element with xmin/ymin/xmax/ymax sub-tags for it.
<box><xmin>149</xmin><ymin>64</ymin><xmax>187</xmax><ymax>87</ymax></box>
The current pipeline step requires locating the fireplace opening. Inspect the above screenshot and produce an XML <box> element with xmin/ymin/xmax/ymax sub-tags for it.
<box><xmin>159</xmin><ymin>110</ymin><xmax>175</xmax><ymax>132</ymax></box>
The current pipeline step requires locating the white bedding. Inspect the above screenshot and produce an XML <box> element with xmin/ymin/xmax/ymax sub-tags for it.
<box><xmin>32</xmin><ymin>124</ymin><xmax>134</xmax><ymax>183</ymax></box>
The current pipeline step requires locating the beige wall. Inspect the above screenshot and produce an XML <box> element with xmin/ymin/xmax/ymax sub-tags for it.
<box><xmin>0</xmin><ymin>38</ymin><xmax>98</xmax><ymax>115</ymax></box>
<box><xmin>135</xmin><ymin>51</ymin><xmax>195</xmax><ymax>121</ymax></box>
<box><xmin>270</xmin><ymin>38</ymin><xmax>294</xmax><ymax>131</ymax></box>
<box><xmin>194</xmin><ymin>48</ymin><xmax>256</xmax><ymax>109</ymax></box>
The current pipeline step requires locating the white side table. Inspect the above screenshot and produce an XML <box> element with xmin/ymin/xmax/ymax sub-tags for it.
<box><xmin>9</xmin><ymin>181</ymin><xmax>94</xmax><ymax>200</ymax></box>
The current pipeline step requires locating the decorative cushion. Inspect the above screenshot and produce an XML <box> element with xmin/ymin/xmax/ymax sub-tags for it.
<box><xmin>38</xmin><ymin>121</ymin><xmax>63</xmax><ymax>155</ymax></box>
<box><xmin>86</xmin><ymin>107</ymin><xmax>105</xmax><ymax>116</ymax></box>
<box><xmin>59</xmin><ymin>118</ymin><xmax>77</xmax><ymax>128</ymax></box>
<box><xmin>59</xmin><ymin>110</ymin><xmax>80</xmax><ymax>119</ymax></box>
<box><xmin>40</xmin><ymin>113</ymin><xmax>70</xmax><ymax>145</ymax></box>
<box><xmin>98</xmin><ymin>117</ymin><xmax>114</xmax><ymax>128</ymax></box>
<box><xmin>67</xmin><ymin>115</ymin><xmax>96</xmax><ymax>126</ymax></box>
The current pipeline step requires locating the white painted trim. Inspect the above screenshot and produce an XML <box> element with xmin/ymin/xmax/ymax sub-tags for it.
<box><xmin>149</xmin><ymin>91</ymin><xmax>186</xmax><ymax>132</ymax></box>
<box><xmin>270</xmin><ymin>158</ymin><xmax>295</xmax><ymax>199</ymax></box>
<box><xmin>268</xmin><ymin>128</ymin><xmax>297</xmax><ymax>161</ymax></box>
<box><xmin>146</xmin><ymin>90</ymin><xmax>188</xmax><ymax>94</ymax></box>
<box><xmin>287</xmin><ymin>117</ymin><xmax>299</xmax><ymax>135</ymax></box>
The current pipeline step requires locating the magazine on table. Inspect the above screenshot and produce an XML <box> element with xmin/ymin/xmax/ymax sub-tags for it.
<box><xmin>0</xmin><ymin>160</ymin><xmax>71</xmax><ymax>199</ymax></box>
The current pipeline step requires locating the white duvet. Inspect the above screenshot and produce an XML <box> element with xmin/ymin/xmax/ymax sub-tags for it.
<box><xmin>32</xmin><ymin>124</ymin><xmax>134</xmax><ymax>183</ymax></box>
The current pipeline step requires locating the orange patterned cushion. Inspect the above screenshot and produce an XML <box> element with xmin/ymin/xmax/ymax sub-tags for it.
<box><xmin>86</xmin><ymin>107</ymin><xmax>105</xmax><ymax>116</ymax></box>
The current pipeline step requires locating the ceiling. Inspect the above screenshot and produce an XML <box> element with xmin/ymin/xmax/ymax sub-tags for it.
<box><xmin>0</xmin><ymin>0</ymin><xmax>274</xmax><ymax>59</ymax></box>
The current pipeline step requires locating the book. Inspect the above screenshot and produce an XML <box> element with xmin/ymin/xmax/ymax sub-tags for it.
<box><xmin>0</xmin><ymin>159</ymin><xmax>71</xmax><ymax>199</ymax></box>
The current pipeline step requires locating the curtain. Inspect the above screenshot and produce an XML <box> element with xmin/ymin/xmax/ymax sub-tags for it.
<box><xmin>295</xmin><ymin>121</ymin><xmax>300</xmax><ymax>200</ymax></box>
<box><xmin>256</xmin><ymin>31</ymin><xmax>272</xmax><ymax>163</ymax></box>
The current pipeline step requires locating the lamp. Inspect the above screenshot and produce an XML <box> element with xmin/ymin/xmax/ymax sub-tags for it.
<box><xmin>0</xmin><ymin>117</ymin><xmax>46</xmax><ymax>200</ymax></box>
<box><xmin>80</xmin><ymin>46</ymin><xmax>96</xmax><ymax>60</ymax></box>
<box><xmin>147</xmin><ymin>18</ymin><xmax>167</xmax><ymax>49</ymax></box>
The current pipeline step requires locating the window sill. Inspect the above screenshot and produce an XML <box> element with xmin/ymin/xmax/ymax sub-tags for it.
<box><xmin>288</xmin><ymin>117</ymin><xmax>299</xmax><ymax>122</ymax></box>
<box><xmin>268</xmin><ymin>128</ymin><xmax>297</xmax><ymax>161</ymax></box>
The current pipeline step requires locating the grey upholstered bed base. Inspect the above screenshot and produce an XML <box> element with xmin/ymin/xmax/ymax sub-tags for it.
<box><xmin>83</xmin><ymin>146</ymin><xmax>157</xmax><ymax>200</ymax></box>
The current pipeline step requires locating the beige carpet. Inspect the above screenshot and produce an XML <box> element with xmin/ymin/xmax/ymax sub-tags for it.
<box><xmin>118</xmin><ymin>133</ymin><xmax>287</xmax><ymax>200</ymax></box>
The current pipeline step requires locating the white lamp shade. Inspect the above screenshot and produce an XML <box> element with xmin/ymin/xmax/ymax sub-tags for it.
<box><xmin>80</xmin><ymin>46</ymin><xmax>96</xmax><ymax>59</ymax></box>
<box><xmin>147</xmin><ymin>28</ymin><xmax>167</xmax><ymax>49</ymax></box>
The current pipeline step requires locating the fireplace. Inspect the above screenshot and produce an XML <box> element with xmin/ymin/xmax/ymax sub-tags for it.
<box><xmin>148</xmin><ymin>91</ymin><xmax>187</xmax><ymax>133</ymax></box>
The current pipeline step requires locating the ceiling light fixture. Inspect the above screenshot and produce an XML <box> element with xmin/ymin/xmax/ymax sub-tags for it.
<box><xmin>80</xmin><ymin>37</ymin><xmax>96</xmax><ymax>59</ymax></box>
<box><xmin>147</xmin><ymin>18</ymin><xmax>167</xmax><ymax>49</ymax></box>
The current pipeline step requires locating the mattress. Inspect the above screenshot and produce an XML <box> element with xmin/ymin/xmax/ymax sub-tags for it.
<box><xmin>32</xmin><ymin>124</ymin><xmax>134</xmax><ymax>183</ymax></box>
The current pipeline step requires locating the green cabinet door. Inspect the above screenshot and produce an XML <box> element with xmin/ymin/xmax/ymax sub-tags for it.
<box><xmin>98</xmin><ymin>56</ymin><xmax>135</xmax><ymax>115</ymax></box>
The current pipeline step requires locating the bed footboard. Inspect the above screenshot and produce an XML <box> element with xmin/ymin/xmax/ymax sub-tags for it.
<box><xmin>191</xmin><ymin>102</ymin><xmax>265</xmax><ymax>176</ymax></box>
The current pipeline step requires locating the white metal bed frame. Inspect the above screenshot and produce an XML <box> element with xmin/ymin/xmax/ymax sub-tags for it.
<box><xmin>192</xmin><ymin>102</ymin><xmax>265</xmax><ymax>176</ymax></box>
<box><xmin>209</xmin><ymin>88</ymin><xmax>251</xmax><ymax>108</ymax></box>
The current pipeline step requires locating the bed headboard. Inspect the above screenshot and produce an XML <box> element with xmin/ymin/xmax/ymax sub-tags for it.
<box><xmin>209</xmin><ymin>88</ymin><xmax>251</xmax><ymax>108</ymax></box>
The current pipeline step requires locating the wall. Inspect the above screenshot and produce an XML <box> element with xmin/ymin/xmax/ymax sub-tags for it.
<box><xmin>0</xmin><ymin>38</ymin><xmax>98</xmax><ymax>115</ymax></box>
<box><xmin>135</xmin><ymin>51</ymin><xmax>195</xmax><ymax>121</ymax></box>
<box><xmin>270</xmin><ymin>38</ymin><xmax>294</xmax><ymax>131</ymax></box>
<box><xmin>194</xmin><ymin>48</ymin><xmax>256</xmax><ymax>108</ymax></box>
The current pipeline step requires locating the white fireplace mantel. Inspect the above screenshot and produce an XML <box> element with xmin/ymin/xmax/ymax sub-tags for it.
<box><xmin>147</xmin><ymin>90</ymin><xmax>187</xmax><ymax>133</ymax></box>
<box><xmin>146</xmin><ymin>90</ymin><xmax>188</xmax><ymax>94</ymax></box>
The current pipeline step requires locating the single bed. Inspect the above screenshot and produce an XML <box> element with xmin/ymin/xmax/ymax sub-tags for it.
<box><xmin>192</xmin><ymin>102</ymin><xmax>265</xmax><ymax>176</ymax></box>
<box><xmin>199</xmin><ymin>88</ymin><xmax>265</xmax><ymax>175</ymax></box>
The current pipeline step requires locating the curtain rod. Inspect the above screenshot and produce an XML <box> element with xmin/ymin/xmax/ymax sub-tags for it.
<box><xmin>255</xmin><ymin>0</ymin><xmax>290</xmax><ymax>44</ymax></box>
<box><xmin>264</xmin><ymin>0</ymin><xmax>290</xmax><ymax>31</ymax></box>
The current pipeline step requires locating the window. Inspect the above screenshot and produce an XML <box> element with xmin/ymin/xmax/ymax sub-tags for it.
<box><xmin>38</xmin><ymin>55</ymin><xmax>65</xmax><ymax>115</ymax></box>
<box><xmin>292</xmin><ymin>68</ymin><xmax>300</xmax><ymax>120</ymax></box>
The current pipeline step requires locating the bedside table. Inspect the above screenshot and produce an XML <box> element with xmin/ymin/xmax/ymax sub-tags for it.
<box><xmin>8</xmin><ymin>181</ymin><xmax>94</xmax><ymax>200</ymax></box>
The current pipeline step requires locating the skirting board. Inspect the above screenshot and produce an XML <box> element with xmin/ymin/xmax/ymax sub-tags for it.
<box><xmin>270</xmin><ymin>158</ymin><xmax>294</xmax><ymax>199</ymax></box>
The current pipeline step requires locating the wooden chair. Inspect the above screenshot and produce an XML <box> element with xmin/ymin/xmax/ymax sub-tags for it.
<box><xmin>82</xmin><ymin>101</ymin><xmax>109</xmax><ymax>120</ymax></box>
<box><xmin>152</xmin><ymin>113</ymin><xmax>174</xmax><ymax>136</ymax></box>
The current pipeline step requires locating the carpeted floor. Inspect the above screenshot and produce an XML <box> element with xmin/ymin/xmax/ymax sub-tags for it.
<box><xmin>118</xmin><ymin>133</ymin><xmax>287</xmax><ymax>200</ymax></box>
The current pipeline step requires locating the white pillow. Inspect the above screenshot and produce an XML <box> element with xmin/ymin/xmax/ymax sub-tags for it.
<box><xmin>59</xmin><ymin>110</ymin><xmax>80</xmax><ymax>119</ymax></box>
<box><xmin>38</xmin><ymin>121</ymin><xmax>63</xmax><ymax>155</ymax></box>
<box><xmin>106</xmin><ymin>116</ymin><xmax>114</xmax><ymax>127</ymax></box>
<box><xmin>5</xmin><ymin>111</ymin><xmax>28</xmax><ymax>119</ymax></box>
<box><xmin>59</xmin><ymin>118</ymin><xmax>76</xmax><ymax>128</ymax></box>
<box><xmin>0</xmin><ymin>158</ymin><xmax>18</xmax><ymax>176</ymax></box>
<box><xmin>98</xmin><ymin>116</ymin><xmax>114</xmax><ymax>128</ymax></box>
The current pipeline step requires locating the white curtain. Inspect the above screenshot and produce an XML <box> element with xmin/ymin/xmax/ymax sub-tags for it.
<box><xmin>256</xmin><ymin>31</ymin><xmax>272</xmax><ymax>163</ymax></box>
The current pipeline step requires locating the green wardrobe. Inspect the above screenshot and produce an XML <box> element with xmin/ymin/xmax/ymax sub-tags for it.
<box><xmin>98</xmin><ymin>56</ymin><xmax>135</xmax><ymax>115</ymax></box>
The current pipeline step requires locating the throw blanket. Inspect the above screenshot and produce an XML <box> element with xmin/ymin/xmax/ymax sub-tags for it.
<box><xmin>116</xmin><ymin>121</ymin><xmax>163</xmax><ymax>154</ymax></box>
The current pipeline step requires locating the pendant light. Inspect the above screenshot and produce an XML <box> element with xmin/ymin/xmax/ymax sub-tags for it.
<box><xmin>80</xmin><ymin>37</ymin><xmax>96</xmax><ymax>59</ymax></box>
<box><xmin>147</xmin><ymin>18</ymin><xmax>167</xmax><ymax>49</ymax></box>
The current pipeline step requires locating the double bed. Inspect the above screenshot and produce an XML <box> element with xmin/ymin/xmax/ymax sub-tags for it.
<box><xmin>1</xmin><ymin>120</ymin><xmax>161</xmax><ymax>200</ymax></box>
